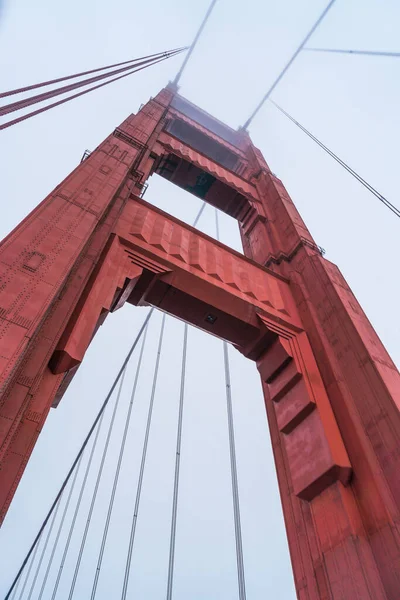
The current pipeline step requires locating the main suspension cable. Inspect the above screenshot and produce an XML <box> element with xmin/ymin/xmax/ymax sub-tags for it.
<box><xmin>243</xmin><ymin>0</ymin><xmax>337</xmax><ymax>129</ymax></box>
<box><xmin>4</xmin><ymin>310</ymin><xmax>153</xmax><ymax>600</ymax></box>
<box><xmin>270</xmin><ymin>99</ymin><xmax>400</xmax><ymax>219</ymax></box>
<box><xmin>215</xmin><ymin>209</ymin><xmax>247</xmax><ymax>600</ymax></box>
<box><xmin>0</xmin><ymin>49</ymin><xmax>184</xmax><ymax>117</ymax></box>
<box><xmin>0</xmin><ymin>48</ymin><xmax>187</xmax><ymax>99</ymax></box>
<box><xmin>166</xmin><ymin>322</ymin><xmax>188</xmax><ymax>600</ymax></box>
<box><xmin>0</xmin><ymin>50</ymin><xmax>186</xmax><ymax>131</ymax></box>
<box><xmin>89</xmin><ymin>325</ymin><xmax>149</xmax><ymax>599</ymax></box>
<box><xmin>121</xmin><ymin>313</ymin><xmax>167</xmax><ymax>599</ymax></box>
<box><xmin>173</xmin><ymin>0</ymin><xmax>218</xmax><ymax>86</ymax></box>
<box><xmin>304</xmin><ymin>47</ymin><xmax>400</xmax><ymax>58</ymax></box>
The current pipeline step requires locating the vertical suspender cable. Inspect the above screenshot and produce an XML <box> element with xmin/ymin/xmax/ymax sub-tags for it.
<box><xmin>49</xmin><ymin>385</ymin><xmax>118</xmax><ymax>600</ymax></box>
<box><xmin>192</xmin><ymin>202</ymin><xmax>206</xmax><ymax>228</ymax></box>
<box><xmin>166</xmin><ymin>323</ymin><xmax>188</xmax><ymax>600</ymax></box>
<box><xmin>26</xmin><ymin>495</ymin><xmax>64</xmax><ymax>600</ymax></box>
<box><xmin>5</xmin><ymin>311</ymin><xmax>154</xmax><ymax>600</ymax></box>
<box><xmin>89</xmin><ymin>325</ymin><xmax>149</xmax><ymax>599</ymax></box>
<box><xmin>215</xmin><ymin>209</ymin><xmax>247</xmax><ymax>600</ymax></box>
<box><xmin>15</xmin><ymin>532</ymin><xmax>42</xmax><ymax>600</ymax></box>
<box><xmin>10</xmin><ymin>565</ymin><xmax>23</xmax><ymax>600</ymax></box>
<box><xmin>65</xmin><ymin>367</ymin><xmax>129</xmax><ymax>599</ymax></box>
<box><xmin>165</xmin><ymin>200</ymin><xmax>205</xmax><ymax>599</ymax></box>
<box><xmin>37</xmin><ymin>455</ymin><xmax>84</xmax><ymax>600</ymax></box>
<box><xmin>121</xmin><ymin>313</ymin><xmax>167</xmax><ymax>599</ymax></box>
<box><xmin>223</xmin><ymin>342</ymin><xmax>246</xmax><ymax>600</ymax></box>
<box><xmin>11</xmin><ymin>550</ymin><xmax>34</xmax><ymax>600</ymax></box>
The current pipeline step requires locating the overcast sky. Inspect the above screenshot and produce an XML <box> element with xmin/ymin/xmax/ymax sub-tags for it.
<box><xmin>0</xmin><ymin>1</ymin><xmax>399</xmax><ymax>599</ymax></box>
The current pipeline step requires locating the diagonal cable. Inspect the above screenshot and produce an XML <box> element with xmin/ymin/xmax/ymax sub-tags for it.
<box><xmin>0</xmin><ymin>49</ymin><xmax>187</xmax><ymax>99</ymax></box>
<box><xmin>270</xmin><ymin>99</ymin><xmax>400</xmax><ymax>218</ymax></box>
<box><xmin>304</xmin><ymin>47</ymin><xmax>400</xmax><ymax>58</ymax></box>
<box><xmin>173</xmin><ymin>0</ymin><xmax>219</xmax><ymax>86</ymax></box>
<box><xmin>0</xmin><ymin>51</ymin><xmax>185</xmax><ymax>131</ymax></box>
<box><xmin>243</xmin><ymin>0</ymin><xmax>337</xmax><ymax>128</ymax></box>
<box><xmin>0</xmin><ymin>49</ymin><xmax>184</xmax><ymax>117</ymax></box>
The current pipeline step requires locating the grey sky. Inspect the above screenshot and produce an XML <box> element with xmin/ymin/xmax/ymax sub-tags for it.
<box><xmin>0</xmin><ymin>0</ymin><xmax>399</xmax><ymax>598</ymax></box>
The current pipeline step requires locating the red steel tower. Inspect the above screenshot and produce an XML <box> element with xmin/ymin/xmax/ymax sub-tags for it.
<box><xmin>0</xmin><ymin>86</ymin><xmax>399</xmax><ymax>599</ymax></box>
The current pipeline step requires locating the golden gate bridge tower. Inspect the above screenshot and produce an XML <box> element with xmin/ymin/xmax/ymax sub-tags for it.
<box><xmin>0</xmin><ymin>2</ymin><xmax>399</xmax><ymax>599</ymax></box>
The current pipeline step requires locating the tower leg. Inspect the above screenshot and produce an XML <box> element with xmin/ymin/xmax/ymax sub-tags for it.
<box><xmin>0</xmin><ymin>89</ymin><xmax>174</xmax><ymax>522</ymax></box>
<box><xmin>242</xmin><ymin>163</ymin><xmax>400</xmax><ymax>599</ymax></box>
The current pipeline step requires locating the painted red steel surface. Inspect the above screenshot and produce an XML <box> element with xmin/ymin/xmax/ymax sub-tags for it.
<box><xmin>0</xmin><ymin>86</ymin><xmax>399</xmax><ymax>599</ymax></box>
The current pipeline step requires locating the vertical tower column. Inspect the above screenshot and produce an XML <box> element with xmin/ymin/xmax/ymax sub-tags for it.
<box><xmin>0</xmin><ymin>89</ymin><xmax>173</xmax><ymax>523</ymax></box>
<box><xmin>240</xmin><ymin>145</ymin><xmax>400</xmax><ymax>599</ymax></box>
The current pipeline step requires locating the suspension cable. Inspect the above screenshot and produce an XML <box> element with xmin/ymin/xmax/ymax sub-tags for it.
<box><xmin>0</xmin><ymin>51</ymin><xmax>185</xmax><ymax>131</ymax></box>
<box><xmin>89</xmin><ymin>325</ymin><xmax>149</xmax><ymax>599</ymax></box>
<box><xmin>26</xmin><ymin>495</ymin><xmax>64</xmax><ymax>600</ymax></box>
<box><xmin>62</xmin><ymin>367</ymin><xmax>128</xmax><ymax>600</ymax></box>
<box><xmin>9</xmin><ymin>563</ymin><xmax>23</xmax><ymax>600</ymax></box>
<box><xmin>0</xmin><ymin>49</ymin><xmax>184</xmax><ymax>117</ymax></box>
<box><xmin>15</xmin><ymin>531</ymin><xmax>43</xmax><ymax>600</ymax></box>
<box><xmin>304</xmin><ymin>47</ymin><xmax>400</xmax><ymax>58</ymax></box>
<box><xmin>36</xmin><ymin>455</ymin><xmax>84</xmax><ymax>600</ymax></box>
<box><xmin>243</xmin><ymin>0</ymin><xmax>337</xmax><ymax>129</ymax></box>
<box><xmin>122</xmin><ymin>201</ymin><xmax>205</xmax><ymax>598</ymax></box>
<box><xmin>10</xmin><ymin>548</ymin><xmax>35</xmax><ymax>600</ymax></box>
<box><xmin>223</xmin><ymin>341</ymin><xmax>247</xmax><ymax>600</ymax></box>
<box><xmin>166</xmin><ymin>322</ymin><xmax>188</xmax><ymax>600</ymax></box>
<box><xmin>50</xmin><ymin>382</ymin><xmax>118</xmax><ymax>600</ymax></box>
<box><xmin>0</xmin><ymin>48</ymin><xmax>187</xmax><ymax>99</ymax></box>
<box><xmin>192</xmin><ymin>202</ymin><xmax>206</xmax><ymax>227</ymax></box>
<box><xmin>165</xmin><ymin>200</ymin><xmax>206</xmax><ymax>599</ymax></box>
<box><xmin>173</xmin><ymin>0</ymin><xmax>218</xmax><ymax>86</ymax></box>
<box><xmin>89</xmin><ymin>202</ymin><xmax>205</xmax><ymax>598</ymax></box>
<box><xmin>270</xmin><ymin>99</ymin><xmax>400</xmax><ymax>219</ymax></box>
<box><xmin>4</xmin><ymin>310</ymin><xmax>153</xmax><ymax>600</ymax></box>
<box><xmin>121</xmin><ymin>313</ymin><xmax>167</xmax><ymax>599</ymax></box>
<box><xmin>215</xmin><ymin>209</ymin><xmax>247</xmax><ymax>600</ymax></box>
